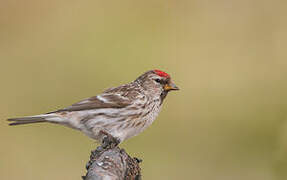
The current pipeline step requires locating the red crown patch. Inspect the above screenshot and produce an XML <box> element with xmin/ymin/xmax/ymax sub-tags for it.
<box><xmin>154</xmin><ymin>70</ymin><xmax>170</xmax><ymax>78</ymax></box>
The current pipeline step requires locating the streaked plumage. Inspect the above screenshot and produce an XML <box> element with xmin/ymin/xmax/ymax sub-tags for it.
<box><xmin>8</xmin><ymin>70</ymin><xmax>179</xmax><ymax>144</ymax></box>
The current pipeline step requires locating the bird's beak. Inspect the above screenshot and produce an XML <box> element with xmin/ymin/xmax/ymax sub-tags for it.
<box><xmin>164</xmin><ymin>81</ymin><xmax>180</xmax><ymax>91</ymax></box>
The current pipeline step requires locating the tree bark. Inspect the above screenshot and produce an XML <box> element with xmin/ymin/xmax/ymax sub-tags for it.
<box><xmin>82</xmin><ymin>146</ymin><xmax>142</xmax><ymax>180</ymax></box>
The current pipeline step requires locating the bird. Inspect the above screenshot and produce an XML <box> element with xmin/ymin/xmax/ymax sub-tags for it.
<box><xmin>8</xmin><ymin>70</ymin><xmax>179</xmax><ymax>146</ymax></box>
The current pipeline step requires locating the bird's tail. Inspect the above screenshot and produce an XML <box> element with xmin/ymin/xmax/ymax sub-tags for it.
<box><xmin>8</xmin><ymin>114</ymin><xmax>61</xmax><ymax>126</ymax></box>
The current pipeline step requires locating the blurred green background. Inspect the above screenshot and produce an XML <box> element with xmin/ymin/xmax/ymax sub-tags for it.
<box><xmin>1</xmin><ymin>0</ymin><xmax>287</xmax><ymax>179</ymax></box>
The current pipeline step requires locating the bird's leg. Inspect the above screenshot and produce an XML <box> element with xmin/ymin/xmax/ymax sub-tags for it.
<box><xmin>99</xmin><ymin>130</ymin><xmax>120</xmax><ymax>149</ymax></box>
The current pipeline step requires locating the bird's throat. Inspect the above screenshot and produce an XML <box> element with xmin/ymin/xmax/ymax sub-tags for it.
<box><xmin>160</xmin><ymin>91</ymin><xmax>168</xmax><ymax>105</ymax></box>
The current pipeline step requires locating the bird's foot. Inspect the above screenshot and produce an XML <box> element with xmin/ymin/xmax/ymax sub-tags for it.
<box><xmin>100</xmin><ymin>130</ymin><xmax>120</xmax><ymax>149</ymax></box>
<box><xmin>86</xmin><ymin>131</ymin><xmax>120</xmax><ymax>170</ymax></box>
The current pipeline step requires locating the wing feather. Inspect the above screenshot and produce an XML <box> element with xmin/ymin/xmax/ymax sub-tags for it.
<box><xmin>48</xmin><ymin>84</ymin><xmax>141</xmax><ymax>113</ymax></box>
<box><xmin>50</xmin><ymin>95</ymin><xmax>129</xmax><ymax>113</ymax></box>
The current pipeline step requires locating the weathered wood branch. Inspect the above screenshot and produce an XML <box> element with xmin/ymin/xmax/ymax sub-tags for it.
<box><xmin>82</xmin><ymin>145</ymin><xmax>142</xmax><ymax>180</ymax></box>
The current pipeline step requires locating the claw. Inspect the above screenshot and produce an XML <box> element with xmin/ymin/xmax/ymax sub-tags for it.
<box><xmin>99</xmin><ymin>130</ymin><xmax>120</xmax><ymax>149</ymax></box>
<box><xmin>85</xmin><ymin>161</ymin><xmax>91</xmax><ymax>170</ymax></box>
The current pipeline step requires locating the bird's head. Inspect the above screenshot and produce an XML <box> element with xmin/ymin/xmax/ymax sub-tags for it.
<box><xmin>135</xmin><ymin>70</ymin><xmax>179</xmax><ymax>101</ymax></box>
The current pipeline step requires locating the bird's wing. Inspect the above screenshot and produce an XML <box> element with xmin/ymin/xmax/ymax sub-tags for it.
<box><xmin>48</xmin><ymin>84</ymin><xmax>141</xmax><ymax>113</ymax></box>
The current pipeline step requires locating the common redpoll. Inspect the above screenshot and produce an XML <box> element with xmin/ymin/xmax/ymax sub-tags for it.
<box><xmin>8</xmin><ymin>70</ymin><xmax>179</xmax><ymax>145</ymax></box>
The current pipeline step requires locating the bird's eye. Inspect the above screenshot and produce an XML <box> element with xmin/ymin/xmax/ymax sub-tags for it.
<box><xmin>154</xmin><ymin>79</ymin><xmax>161</xmax><ymax>83</ymax></box>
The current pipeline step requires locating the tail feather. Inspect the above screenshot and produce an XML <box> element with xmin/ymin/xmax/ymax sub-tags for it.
<box><xmin>7</xmin><ymin>114</ymin><xmax>62</xmax><ymax>126</ymax></box>
<box><xmin>8</xmin><ymin>116</ymin><xmax>47</xmax><ymax>126</ymax></box>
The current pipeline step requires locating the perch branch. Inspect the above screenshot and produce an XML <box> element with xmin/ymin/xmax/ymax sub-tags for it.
<box><xmin>83</xmin><ymin>145</ymin><xmax>142</xmax><ymax>180</ymax></box>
